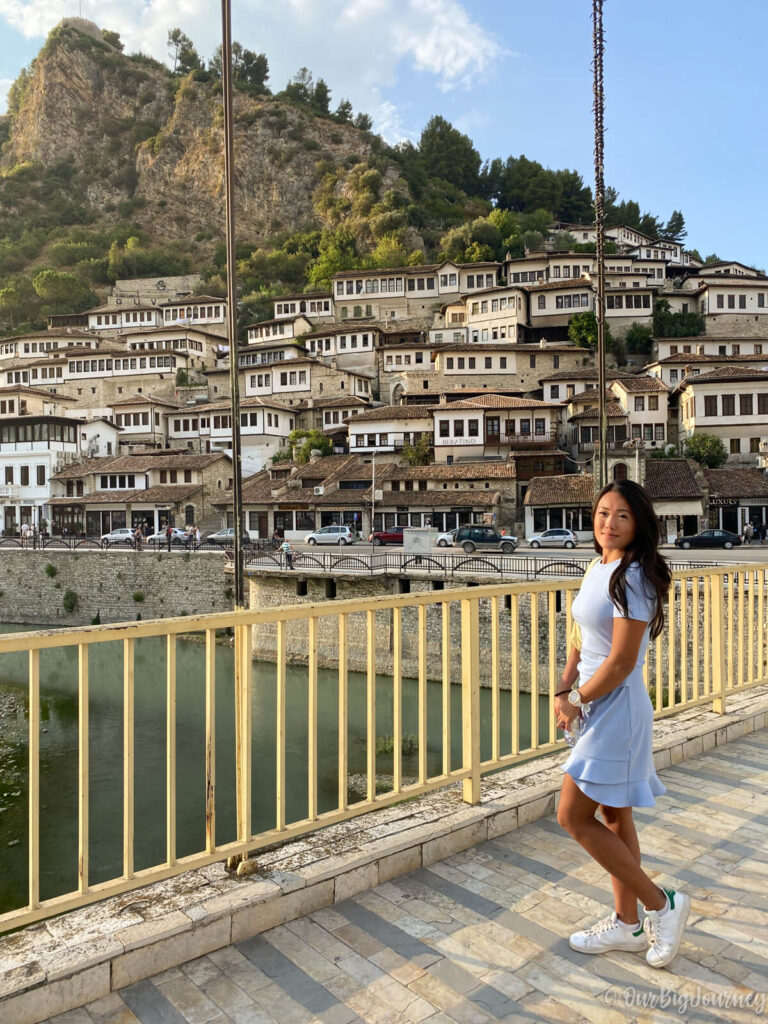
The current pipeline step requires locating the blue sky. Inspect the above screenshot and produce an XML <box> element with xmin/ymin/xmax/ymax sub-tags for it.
<box><xmin>0</xmin><ymin>0</ymin><xmax>765</xmax><ymax>267</ymax></box>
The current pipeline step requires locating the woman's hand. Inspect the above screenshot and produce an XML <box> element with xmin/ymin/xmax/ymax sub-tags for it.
<box><xmin>554</xmin><ymin>694</ymin><xmax>580</xmax><ymax>732</ymax></box>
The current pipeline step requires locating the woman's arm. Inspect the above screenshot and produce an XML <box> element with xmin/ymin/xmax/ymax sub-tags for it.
<box><xmin>560</xmin><ymin>643</ymin><xmax>580</xmax><ymax>690</ymax></box>
<box><xmin>577</xmin><ymin>617</ymin><xmax>647</xmax><ymax>703</ymax></box>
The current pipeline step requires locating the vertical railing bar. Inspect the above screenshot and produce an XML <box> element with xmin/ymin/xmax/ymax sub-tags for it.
<box><xmin>679</xmin><ymin>579</ymin><xmax>687</xmax><ymax>706</ymax></box>
<box><xmin>530</xmin><ymin>593</ymin><xmax>539</xmax><ymax>751</ymax></box>
<box><xmin>240</xmin><ymin>624</ymin><xmax>252</xmax><ymax>841</ymax></box>
<box><xmin>366</xmin><ymin>609</ymin><xmax>376</xmax><ymax>803</ymax></box>
<box><xmin>461</xmin><ymin>597</ymin><xmax>481</xmax><ymax>805</ymax></box>
<box><xmin>759</xmin><ymin>568</ymin><xmax>766</xmax><ymax>682</ymax></box>
<box><xmin>28</xmin><ymin>649</ymin><xmax>40</xmax><ymax>910</ymax></box>
<box><xmin>748</xmin><ymin>569</ymin><xmax>755</xmax><ymax>686</ymax></box>
<box><xmin>728</xmin><ymin>572</ymin><xmax>734</xmax><ymax>688</ymax></box>
<box><xmin>703</xmin><ymin>577</ymin><xmax>711</xmax><ymax>697</ymax></box>
<box><xmin>654</xmin><ymin>632</ymin><xmax>662</xmax><ymax>713</ymax></box>
<box><xmin>491</xmin><ymin>596</ymin><xmax>500</xmax><ymax>762</ymax></box>
<box><xmin>123</xmin><ymin>638</ymin><xmax>134</xmax><ymax>879</ymax></box>
<box><xmin>166</xmin><ymin>634</ymin><xmax>176</xmax><ymax>866</ymax></box>
<box><xmin>308</xmin><ymin>617</ymin><xmax>318</xmax><ymax>822</ymax></box>
<box><xmin>441</xmin><ymin>602</ymin><xmax>450</xmax><ymax>777</ymax></box>
<box><xmin>276</xmin><ymin>619</ymin><xmax>286</xmax><ymax>831</ymax></box>
<box><xmin>393</xmin><ymin>607</ymin><xmax>403</xmax><ymax>793</ymax></box>
<box><xmin>547</xmin><ymin>591</ymin><xmax>557</xmax><ymax>744</ymax></box>
<box><xmin>78</xmin><ymin>644</ymin><xmax>89</xmax><ymax>893</ymax></box>
<box><xmin>337</xmin><ymin>614</ymin><xmax>348</xmax><ymax>813</ymax></box>
<box><xmin>712</xmin><ymin>572</ymin><xmax>727</xmax><ymax>714</ymax></box>
<box><xmin>418</xmin><ymin>604</ymin><xmax>428</xmax><ymax>785</ymax></box>
<box><xmin>692</xmin><ymin>575</ymin><xmax>700</xmax><ymax>701</ymax></box>
<box><xmin>667</xmin><ymin>586</ymin><xmax>675</xmax><ymax>708</ymax></box>
<box><xmin>737</xmin><ymin>570</ymin><xmax>745</xmax><ymax>691</ymax></box>
<box><xmin>205</xmin><ymin>629</ymin><xmax>216</xmax><ymax>853</ymax></box>
<box><xmin>510</xmin><ymin>594</ymin><xmax>519</xmax><ymax>756</ymax></box>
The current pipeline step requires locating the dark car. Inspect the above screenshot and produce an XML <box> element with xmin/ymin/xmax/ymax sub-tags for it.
<box><xmin>454</xmin><ymin>526</ymin><xmax>518</xmax><ymax>554</ymax></box>
<box><xmin>369</xmin><ymin>526</ymin><xmax>404</xmax><ymax>546</ymax></box>
<box><xmin>675</xmin><ymin>529</ymin><xmax>742</xmax><ymax>550</ymax></box>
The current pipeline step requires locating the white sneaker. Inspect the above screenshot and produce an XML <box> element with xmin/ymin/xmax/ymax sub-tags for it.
<box><xmin>569</xmin><ymin>912</ymin><xmax>648</xmax><ymax>954</ymax></box>
<box><xmin>645</xmin><ymin>889</ymin><xmax>690</xmax><ymax>968</ymax></box>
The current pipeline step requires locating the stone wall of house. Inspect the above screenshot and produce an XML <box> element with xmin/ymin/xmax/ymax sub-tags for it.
<box><xmin>705</xmin><ymin>313</ymin><xmax>768</xmax><ymax>337</ymax></box>
<box><xmin>0</xmin><ymin>550</ymin><xmax>240</xmax><ymax>626</ymax></box>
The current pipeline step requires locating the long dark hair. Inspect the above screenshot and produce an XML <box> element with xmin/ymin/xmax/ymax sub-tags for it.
<box><xmin>592</xmin><ymin>479</ymin><xmax>671</xmax><ymax>639</ymax></box>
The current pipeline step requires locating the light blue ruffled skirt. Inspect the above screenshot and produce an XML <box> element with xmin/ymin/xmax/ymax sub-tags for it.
<box><xmin>562</xmin><ymin>672</ymin><xmax>666</xmax><ymax>808</ymax></box>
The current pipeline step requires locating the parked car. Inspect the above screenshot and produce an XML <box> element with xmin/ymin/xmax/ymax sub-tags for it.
<box><xmin>436</xmin><ymin>528</ymin><xmax>458</xmax><ymax>547</ymax></box>
<box><xmin>369</xmin><ymin>526</ymin><xmax>404</xmax><ymax>546</ymax></box>
<box><xmin>454</xmin><ymin>526</ymin><xmax>518</xmax><ymax>554</ymax></box>
<box><xmin>204</xmin><ymin>528</ymin><xmax>253</xmax><ymax>546</ymax></box>
<box><xmin>305</xmin><ymin>525</ymin><xmax>355</xmax><ymax>545</ymax></box>
<box><xmin>146</xmin><ymin>527</ymin><xmax>189</xmax><ymax>546</ymax></box>
<box><xmin>528</xmin><ymin>528</ymin><xmax>578</xmax><ymax>549</ymax></box>
<box><xmin>101</xmin><ymin>527</ymin><xmax>135</xmax><ymax>547</ymax></box>
<box><xmin>675</xmin><ymin>530</ymin><xmax>742</xmax><ymax>550</ymax></box>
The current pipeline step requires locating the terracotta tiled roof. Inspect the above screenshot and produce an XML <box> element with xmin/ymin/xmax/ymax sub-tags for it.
<box><xmin>611</xmin><ymin>376</ymin><xmax>668</xmax><ymax>393</ymax></box>
<box><xmin>0</xmin><ymin>384</ymin><xmax>78</xmax><ymax>400</ymax></box>
<box><xmin>651</xmin><ymin>354</ymin><xmax>768</xmax><ymax>365</ymax></box>
<box><xmin>49</xmin><ymin>484</ymin><xmax>201</xmax><ymax>505</ymax></box>
<box><xmin>375</xmin><ymin>490</ymin><xmax>500</xmax><ymax>508</ymax></box>
<box><xmin>160</xmin><ymin>295</ymin><xmax>227</xmax><ymax>306</ymax></box>
<box><xmin>703</xmin><ymin>469</ymin><xmax>768</xmax><ymax>499</ymax></box>
<box><xmin>295</xmin><ymin>397</ymin><xmax>370</xmax><ymax>409</ymax></box>
<box><xmin>440</xmin><ymin>394</ymin><xmax>561</xmax><ymax>410</ymax></box>
<box><xmin>524</xmin><ymin>475</ymin><xmax>596</xmax><ymax>506</ymax></box>
<box><xmin>51</xmin><ymin>452</ymin><xmax>228</xmax><ymax>480</ymax></box>
<box><xmin>378</xmin><ymin>463</ymin><xmax>517</xmax><ymax>482</ymax></box>
<box><xmin>110</xmin><ymin>395</ymin><xmax>181</xmax><ymax>408</ymax></box>
<box><xmin>525</xmin><ymin>276</ymin><xmax>593</xmax><ymax>292</ymax></box>
<box><xmin>538</xmin><ymin>368</ymin><xmax>636</xmax><ymax>382</ymax></box>
<box><xmin>350</xmin><ymin>406</ymin><xmax>436</xmax><ymax>422</ymax></box>
<box><xmin>679</xmin><ymin>367</ymin><xmax>768</xmax><ymax>386</ymax></box>
<box><xmin>0</xmin><ymin>329</ymin><xmax>95</xmax><ymax>341</ymax></box>
<box><xmin>644</xmin><ymin>460</ymin><xmax>703</xmax><ymax>500</ymax></box>
<box><xmin>273</xmin><ymin>291</ymin><xmax>332</xmax><ymax>301</ymax></box>
<box><xmin>569</xmin><ymin>402</ymin><xmax>626</xmax><ymax>421</ymax></box>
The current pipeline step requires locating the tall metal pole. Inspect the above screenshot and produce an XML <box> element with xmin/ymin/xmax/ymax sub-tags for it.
<box><xmin>221</xmin><ymin>0</ymin><xmax>245</xmax><ymax>607</ymax></box>
<box><xmin>592</xmin><ymin>0</ymin><xmax>608</xmax><ymax>490</ymax></box>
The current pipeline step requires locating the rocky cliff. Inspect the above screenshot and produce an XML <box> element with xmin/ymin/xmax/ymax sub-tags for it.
<box><xmin>2</xmin><ymin>18</ymin><xmax>379</xmax><ymax>246</ymax></box>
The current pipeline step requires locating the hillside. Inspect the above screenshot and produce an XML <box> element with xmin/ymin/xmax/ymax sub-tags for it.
<box><xmin>0</xmin><ymin>18</ymin><xmax>690</xmax><ymax>335</ymax></box>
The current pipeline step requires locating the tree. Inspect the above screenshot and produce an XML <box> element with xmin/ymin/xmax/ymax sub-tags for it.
<box><xmin>418</xmin><ymin>115</ymin><xmax>481</xmax><ymax>195</ymax></box>
<box><xmin>660</xmin><ymin>209</ymin><xmax>686</xmax><ymax>243</ymax></box>
<box><xmin>311</xmin><ymin>78</ymin><xmax>331</xmax><ymax>116</ymax></box>
<box><xmin>289</xmin><ymin>429</ymin><xmax>333</xmax><ymax>464</ymax></box>
<box><xmin>32</xmin><ymin>269</ymin><xmax>94</xmax><ymax>311</ymax></box>
<box><xmin>354</xmin><ymin>112</ymin><xmax>373</xmax><ymax>131</ymax></box>
<box><xmin>568</xmin><ymin>310</ymin><xmax>613</xmax><ymax>351</ymax></box>
<box><xmin>624</xmin><ymin>322</ymin><xmax>653</xmax><ymax>355</ymax></box>
<box><xmin>210</xmin><ymin>44</ymin><xmax>269</xmax><ymax>91</ymax></box>
<box><xmin>168</xmin><ymin>28</ymin><xmax>202</xmax><ymax>75</ymax></box>
<box><xmin>652</xmin><ymin>298</ymin><xmax>705</xmax><ymax>338</ymax></box>
<box><xmin>102</xmin><ymin>29</ymin><xmax>124</xmax><ymax>51</ymax></box>
<box><xmin>334</xmin><ymin>99</ymin><xmax>353</xmax><ymax>124</ymax></box>
<box><xmin>683</xmin><ymin>434</ymin><xmax>728</xmax><ymax>469</ymax></box>
<box><xmin>402</xmin><ymin>435</ymin><xmax>431</xmax><ymax>466</ymax></box>
<box><xmin>282</xmin><ymin>67</ymin><xmax>314</xmax><ymax>105</ymax></box>
<box><xmin>0</xmin><ymin>276</ymin><xmax>38</xmax><ymax>328</ymax></box>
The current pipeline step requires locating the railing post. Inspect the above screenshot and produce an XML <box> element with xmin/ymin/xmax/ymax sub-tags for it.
<box><xmin>235</xmin><ymin>620</ymin><xmax>252</xmax><ymax>844</ymax></box>
<box><xmin>461</xmin><ymin>596</ymin><xmax>481</xmax><ymax>805</ymax></box>
<box><xmin>711</xmin><ymin>571</ymin><xmax>727</xmax><ymax>714</ymax></box>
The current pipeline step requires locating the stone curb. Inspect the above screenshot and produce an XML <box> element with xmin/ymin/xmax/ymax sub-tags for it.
<box><xmin>2</xmin><ymin>687</ymin><xmax>768</xmax><ymax>1024</ymax></box>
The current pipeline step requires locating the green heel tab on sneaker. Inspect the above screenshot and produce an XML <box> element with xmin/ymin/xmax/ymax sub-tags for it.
<box><xmin>632</xmin><ymin>924</ymin><xmax>645</xmax><ymax>936</ymax></box>
<box><xmin>663</xmin><ymin>888</ymin><xmax>676</xmax><ymax>910</ymax></box>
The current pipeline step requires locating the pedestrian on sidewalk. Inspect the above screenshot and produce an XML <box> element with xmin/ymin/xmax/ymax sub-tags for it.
<box><xmin>554</xmin><ymin>479</ymin><xmax>690</xmax><ymax>970</ymax></box>
<box><xmin>280</xmin><ymin>537</ymin><xmax>294</xmax><ymax>569</ymax></box>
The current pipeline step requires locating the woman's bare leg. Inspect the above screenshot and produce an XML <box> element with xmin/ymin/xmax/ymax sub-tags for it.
<box><xmin>558</xmin><ymin>775</ymin><xmax>665</xmax><ymax>911</ymax></box>
<box><xmin>600</xmin><ymin>804</ymin><xmax>642</xmax><ymax>922</ymax></box>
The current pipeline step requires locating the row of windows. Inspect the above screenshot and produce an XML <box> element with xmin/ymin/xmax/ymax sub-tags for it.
<box><xmin>0</xmin><ymin>422</ymin><xmax>77</xmax><ymax>444</ymax></box>
<box><xmin>164</xmin><ymin>305</ymin><xmax>222</xmax><ymax>321</ymax></box>
<box><xmin>551</xmin><ymin>265</ymin><xmax>591</xmax><ymax>279</ymax></box>
<box><xmin>336</xmin><ymin>277</ymin><xmax>404</xmax><ymax>296</ymax></box>
<box><xmin>729</xmin><ymin>438</ymin><xmax>764</xmax><ymax>454</ymax></box>
<box><xmin>553</xmin><ymin>293</ymin><xmax>591</xmax><ymax>310</ymax></box>
<box><xmin>123</xmin><ymin>311</ymin><xmax>155</xmax><ymax>324</ymax></box>
<box><xmin>470</xmin><ymin>296</ymin><xmax>521</xmax><ymax>315</ymax></box>
<box><xmin>389</xmin><ymin>480</ymin><xmax>428</xmax><ymax>491</ymax></box>
<box><xmin>606</xmin><ymin>294</ymin><xmax>651</xmax><ymax>310</ymax></box>
<box><xmin>339</xmin><ymin>305</ymin><xmax>374</xmax><ymax>319</ymax></box>
<box><xmin>715</xmin><ymin>293</ymin><xmax>767</xmax><ymax>309</ymax></box>
<box><xmin>68</xmin><ymin>356</ymin><xmax>175</xmax><ymax>374</ymax></box>
<box><xmin>384</xmin><ymin>352</ymin><xmax>425</xmax><ymax>367</ymax></box>
<box><xmin>431</xmin><ymin>332</ymin><xmax>466</xmax><ymax>344</ymax></box>
<box><xmin>21</xmin><ymin>341</ymin><xmax>61</xmax><ymax>353</ymax></box>
<box><xmin>99</xmin><ymin>474</ymin><xmax>138</xmax><ymax>489</ymax></box>
<box><xmin>241</xmin><ymin>351</ymin><xmax>285</xmax><ymax>366</ymax></box>
<box><xmin>250</xmin><ymin>323</ymin><xmax>287</xmax><ymax>338</ymax></box>
<box><xmin>632</xmin><ymin>396</ymin><xmax>660</xmax><ymax>411</ymax></box>
<box><xmin>7</xmin><ymin>368</ymin><xmax>63</xmax><ymax>384</ymax></box>
<box><xmin>115</xmin><ymin>413</ymin><xmax>154</xmax><ymax>427</ymax></box>
<box><xmin>323</xmin><ymin>409</ymin><xmax>360</xmax><ymax>424</ymax></box>
<box><xmin>158</xmin><ymin>469</ymin><xmax>194</xmax><ymax>483</ymax></box>
<box><xmin>250</xmin><ymin>373</ymin><xmax>271</xmax><ymax>388</ymax></box>
<box><xmin>702</xmin><ymin>394</ymin><xmax>768</xmax><ymax>417</ymax></box>
<box><xmin>279</xmin><ymin>371</ymin><xmax>308</xmax><ymax>386</ymax></box>
<box><xmin>275</xmin><ymin>299</ymin><xmax>331</xmax><ymax>315</ymax></box>
<box><xmin>437</xmin><ymin>418</ymin><xmax>547</xmax><ymax>438</ymax></box>
<box><xmin>304</xmin><ymin>333</ymin><xmax>372</xmax><ymax>353</ymax></box>
<box><xmin>466</xmin><ymin>274</ymin><xmax>496</xmax><ymax>289</ymax></box>
<box><xmin>667</xmin><ymin>343</ymin><xmax>762</xmax><ymax>356</ymax></box>
<box><xmin>3</xmin><ymin>465</ymin><xmax>46</xmax><ymax>486</ymax></box>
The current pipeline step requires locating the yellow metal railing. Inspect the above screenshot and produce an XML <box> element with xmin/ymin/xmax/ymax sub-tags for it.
<box><xmin>1</xmin><ymin>564</ymin><xmax>766</xmax><ymax>934</ymax></box>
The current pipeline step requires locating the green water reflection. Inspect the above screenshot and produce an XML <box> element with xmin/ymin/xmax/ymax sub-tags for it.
<box><xmin>0</xmin><ymin>625</ymin><xmax>550</xmax><ymax>915</ymax></box>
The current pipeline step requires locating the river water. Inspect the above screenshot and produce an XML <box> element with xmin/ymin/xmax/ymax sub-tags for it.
<box><xmin>0</xmin><ymin>625</ymin><xmax>549</xmax><ymax>916</ymax></box>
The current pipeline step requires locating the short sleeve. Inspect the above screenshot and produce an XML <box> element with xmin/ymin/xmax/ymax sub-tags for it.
<box><xmin>612</xmin><ymin>566</ymin><xmax>656</xmax><ymax>623</ymax></box>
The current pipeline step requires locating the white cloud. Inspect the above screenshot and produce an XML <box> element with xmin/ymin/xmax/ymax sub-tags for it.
<box><xmin>0</xmin><ymin>0</ymin><xmax>510</xmax><ymax>135</ymax></box>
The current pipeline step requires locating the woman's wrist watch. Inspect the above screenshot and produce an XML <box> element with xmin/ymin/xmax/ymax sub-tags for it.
<box><xmin>568</xmin><ymin>689</ymin><xmax>587</xmax><ymax>708</ymax></box>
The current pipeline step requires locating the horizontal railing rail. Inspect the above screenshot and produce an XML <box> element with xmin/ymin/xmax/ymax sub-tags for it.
<box><xmin>0</xmin><ymin>536</ymin><xmax>280</xmax><ymax>554</ymax></box>
<box><xmin>0</xmin><ymin>563</ymin><xmax>765</xmax><ymax>935</ymax></box>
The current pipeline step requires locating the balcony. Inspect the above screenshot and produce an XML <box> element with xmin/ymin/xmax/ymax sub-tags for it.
<box><xmin>434</xmin><ymin>431</ymin><xmax>557</xmax><ymax>447</ymax></box>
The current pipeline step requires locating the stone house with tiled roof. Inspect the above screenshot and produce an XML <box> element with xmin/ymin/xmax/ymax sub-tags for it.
<box><xmin>49</xmin><ymin>450</ymin><xmax>232</xmax><ymax>537</ymax></box>
<box><xmin>523</xmin><ymin>474</ymin><xmax>596</xmax><ymax>539</ymax></box>
<box><xmin>677</xmin><ymin>368</ymin><xmax>768</xmax><ymax>465</ymax></box>
<box><xmin>703</xmin><ymin>468</ymin><xmax>768</xmax><ymax>533</ymax></box>
<box><xmin>347</xmin><ymin>405</ymin><xmax>435</xmax><ymax>455</ymax></box>
<box><xmin>644</xmin><ymin>458</ymin><xmax>706</xmax><ymax>540</ymax></box>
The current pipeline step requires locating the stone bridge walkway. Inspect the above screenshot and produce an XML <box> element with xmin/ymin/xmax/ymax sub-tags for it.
<box><xmin>49</xmin><ymin>730</ymin><xmax>768</xmax><ymax>1024</ymax></box>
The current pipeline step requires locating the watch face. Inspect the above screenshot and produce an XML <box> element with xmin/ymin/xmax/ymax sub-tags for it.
<box><xmin>568</xmin><ymin>690</ymin><xmax>581</xmax><ymax>706</ymax></box>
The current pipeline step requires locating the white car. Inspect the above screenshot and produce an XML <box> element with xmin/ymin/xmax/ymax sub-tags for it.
<box><xmin>101</xmin><ymin>527</ymin><xmax>135</xmax><ymax>547</ymax></box>
<box><xmin>305</xmin><ymin>525</ymin><xmax>354</xmax><ymax>545</ymax></box>
<box><xmin>528</xmin><ymin>528</ymin><xmax>578</xmax><ymax>549</ymax></box>
<box><xmin>146</xmin><ymin>527</ymin><xmax>189</xmax><ymax>546</ymax></box>
<box><xmin>436</xmin><ymin>528</ymin><xmax>458</xmax><ymax>547</ymax></box>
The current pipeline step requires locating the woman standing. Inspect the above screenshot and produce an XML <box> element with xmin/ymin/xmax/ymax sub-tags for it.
<box><xmin>555</xmin><ymin>480</ymin><xmax>690</xmax><ymax>969</ymax></box>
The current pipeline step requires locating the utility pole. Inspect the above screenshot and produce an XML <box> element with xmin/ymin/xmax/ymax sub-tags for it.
<box><xmin>592</xmin><ymin>0</ymin><xmax>608</xmax><ymax>490</ymax></box>
<box><xmin>370</xmin><ymin>451</ymin><xmax>376</xmax><ymax>551</ymax></box>
<box><xmin>221</xmin><ymin>0</ymin><xmax>245</xmax><ymax>607</ymax></box>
